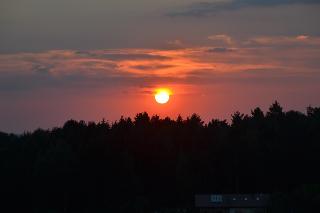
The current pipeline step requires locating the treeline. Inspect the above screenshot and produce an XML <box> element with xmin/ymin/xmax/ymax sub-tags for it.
<box><xmin>1</xmin><ymin>101</ymin><xmax>320</xmax><ymax>212</ymax></box>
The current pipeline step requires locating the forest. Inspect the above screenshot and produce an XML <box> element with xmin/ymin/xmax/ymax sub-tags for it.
<box><xmin>1</xmin><ymin>101</ymin><xmax>319</xmax><ymax>212</ymax></box>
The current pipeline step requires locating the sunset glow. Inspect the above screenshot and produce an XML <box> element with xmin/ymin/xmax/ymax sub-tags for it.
<box><xmin>1</xmin><ymin>0</ymin><xmax>320</xmax><ymax>133</ymax></box>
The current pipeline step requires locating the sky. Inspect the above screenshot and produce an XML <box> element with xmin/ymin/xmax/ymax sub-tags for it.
<box><xmin>1</xmin><ymin>0</ymin><xmax>320</xmax><ymax>133</ymax></box>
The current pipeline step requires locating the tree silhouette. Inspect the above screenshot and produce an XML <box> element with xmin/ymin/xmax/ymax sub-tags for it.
<box><xmin>0</xmin><ymin>102</ymin><xmax>319</xmax><ymax>212</ymax></box>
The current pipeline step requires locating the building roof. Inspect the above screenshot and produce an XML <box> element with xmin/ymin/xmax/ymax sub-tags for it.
<box><xmin>195</xmin><ymin>194</ymin><xmax>270</xmax><ymax>208</ymax></box>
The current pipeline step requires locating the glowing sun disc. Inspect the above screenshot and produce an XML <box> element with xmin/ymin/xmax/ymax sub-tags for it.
<box><xmin>155</xmin><ymin>89</ymin><xmax>171</xmax><ymax>104</ymax></box>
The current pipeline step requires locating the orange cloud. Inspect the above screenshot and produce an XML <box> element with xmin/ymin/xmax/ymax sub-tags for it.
<box><xmin>1</xmin><ymin>36</ymin><xmax>320</xmax><ymax>93</ymax></box>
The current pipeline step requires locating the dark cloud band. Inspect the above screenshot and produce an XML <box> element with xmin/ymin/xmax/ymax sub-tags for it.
<box><xmin>168</xmin><ymin>0</ymin><xmax>320</xmax><ymax>17</ymax></box>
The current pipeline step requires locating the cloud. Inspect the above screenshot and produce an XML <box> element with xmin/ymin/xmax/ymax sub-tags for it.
<box><xmin>244</xmin><ymin>35</ymin><xmax>320</xmax><ymax>46</ymax></box>
<box><xmin>75</xmin><ymin>50</ymin><xmax>170</xmax><ymax>61</ymax></box>
<box><xmin>208</xmin><ymin>34</ymin><xmax>234</xmax><ymax>45</ymax></box>
<box><xmin>206</xmin><ymin>47</ymin><xmax>235</xmax><ymax>53</ymax></box>
<box><xmin>130</xmin><ymin>64</ymin><xmax>176</xmax><ymax>71</ymax></box>
<box><xmin>32</xmin><ymin>64</ymin><xmax>54</xmax><ymax>74</ymax></box>
<box><xmin>168</xmin><ymin>0</ymin><xmax>320</xmax><ymax>17</ymax></box>
<box><xmin>0</xmin><ymin>49</ymin><xmax>211</xmax><ymax>91</ymax></box>
<box><xmin>296</xmin><ymin>35</ymin><xmax>309</xmax><ymax>40</ymax></box>
<box><xmin>1</xmin><ymin>36</ymin><xmax>320</xmax><ymax>92</ymax></box>
<box><xmin>166</xmin><ymin>40</ymin><xmax>184</xmax><ymax>47</ymax></box>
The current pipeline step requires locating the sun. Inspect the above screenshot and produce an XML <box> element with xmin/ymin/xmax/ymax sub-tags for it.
<box><xmin>154</xmin><ymin>88</ymin><xmax>171</xmax><ymax>104</ymax></box>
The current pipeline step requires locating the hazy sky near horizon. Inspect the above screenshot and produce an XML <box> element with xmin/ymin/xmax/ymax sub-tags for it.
<box><xmin>1</xmin><ymin>0</ymin><xmax>320</xmax><ymax>132</ymax></box>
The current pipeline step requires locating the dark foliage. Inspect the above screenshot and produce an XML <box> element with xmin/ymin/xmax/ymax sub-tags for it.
<box><xmin>1</xmin><ymin>102</ymin><xmax>319</xmax><ymax>212</ymax></box>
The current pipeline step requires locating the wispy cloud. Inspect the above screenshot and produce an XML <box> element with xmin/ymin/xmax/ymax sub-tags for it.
<box><xmin>206</xmin><ymin>47</ymin><xmax>235</xmax><ymax>53</ymax></box>
<box><xmin>1</xmin><ymin>35</ymin><xmax>320</xmax><ymax>92</ymax></box>
<box><xmin>168</xmin><ymin>0</ymin><xmax>320</xmax><ymax>17</ymax></box>
<box><xmin>166</xmin><ymin>40</ymin><xmax>184</xmax><ymax>47</ymax></box>
<box><xmin>208</xmin><ymin>34</ymin><xmax>234</xmax><ymax>45</ymax></box>
<box><xmin>244</xmin><ymin>35</ymin><xmax>320</xmax><ymax>46</ymax></box>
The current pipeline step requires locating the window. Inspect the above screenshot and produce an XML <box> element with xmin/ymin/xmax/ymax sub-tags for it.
<box><xmin>210</xmin><ymin>195</ymin><xmax>223</xmax><ymax>203</ymax></box>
